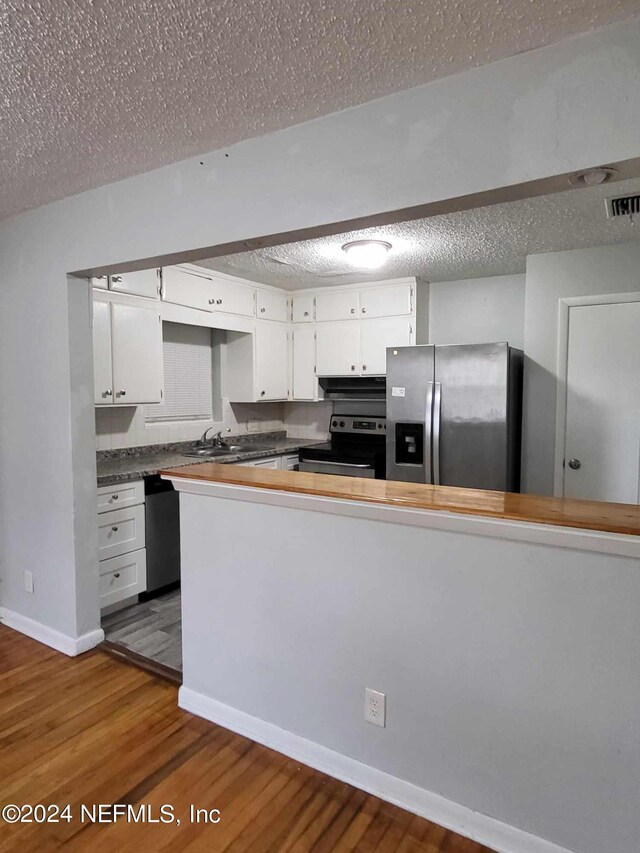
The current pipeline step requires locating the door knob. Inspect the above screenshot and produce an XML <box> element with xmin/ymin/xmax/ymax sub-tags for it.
<box><xmin>567</xmin><ymin>458</ymin><xmax>581</xmax><ymax>470</ymax></box>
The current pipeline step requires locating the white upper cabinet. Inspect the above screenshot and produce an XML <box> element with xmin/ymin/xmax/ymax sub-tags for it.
<box><xmin>93</xmin><ymin>297</ymin><xmax>114</xmax><ymax>404</ymax></box>
<box><xmin>162</xmin><ymin>266</ymin><xmax>215</xmax><ymax>312</ymax></box>
<box><xmin>111</xmin><ymin>302</ymin><xmax>164</xmax><ymax>403</ymax></box>
<box><xmin>315</xmin><ymin>289</ymin><xmax>359</xmax><ymax>322</ymax></box>
<box><xmin>291</xmin><ymin>324</ymin><xmax>319</xmax><ymax>400</ymax></box>
<box><xmin>315</xmin><ymin>322</ymin><xmax>360</xmax><ymax>376</ymax></box>
<box><xmin>359</xmin><ymin>283</ymin><xmax>412</xmax><ymax>319</ymax></box>
<box><xmin>210</xmin><ymin>275</ymin><xmax>255</xmax><ymax>317</ymax></box>
<box><xmin>360</xmin><ymin>317</ymin><xmax>413</xmax><ymax>375</ymax></box>
<box><xmin>292</xmin><ymin>294</ymin><xmax>315</xmax><ymax>323</ymax></box>
<box><xmin>109</xmin><ymin>269</ymin><xmax>160</xmax><ymax>299</ymax></box>
<box><xmin>226</xmin><ymin>322</ymin><xmax>289</xmax><ymax>402</ymax></box>
<box><xmin>93</xmin><ymin>294</ymin><xmax>163</xmax><ymax>406</ymax></box>
<box><xmin>256</xmin><ymin>289</ymin><xmax>288</xmax><ymax>322</ymax></box>
<box><xmin>255</xmin><ymin>321</ymin><xmax>289</xmax><ymax>400</ymax></box>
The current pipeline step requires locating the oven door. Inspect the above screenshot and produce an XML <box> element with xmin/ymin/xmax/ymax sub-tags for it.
<box><xmin>298</xmin><ymin>459</ymin><xmax>376</xmax><ymax>478</ymax></box>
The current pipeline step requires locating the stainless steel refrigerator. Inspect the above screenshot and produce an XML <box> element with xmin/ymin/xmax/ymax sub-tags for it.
<box><xmin>386</xmin><ymin>343</ymin><xmax>523</xmax><ymax>491</ymax></box>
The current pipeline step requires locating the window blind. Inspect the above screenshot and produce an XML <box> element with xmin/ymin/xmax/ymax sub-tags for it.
<box><xmin>145</xmin><ymin>323</ymin><xmax>213</xmax><ymax>423</ymax></box>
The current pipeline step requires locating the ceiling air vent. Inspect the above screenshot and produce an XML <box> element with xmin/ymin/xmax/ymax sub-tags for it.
<box><xmin>605</xmin><ymin>193</ymin><xmax>640</xmax><ymax>219</ymax></box>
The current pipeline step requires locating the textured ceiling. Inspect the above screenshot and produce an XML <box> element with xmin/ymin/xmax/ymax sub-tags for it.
<box><xmin>2</xmin><ymin>1</ymin><xmax>640</xmax><ymax>221</ymax></box>
<box><xmin>199</xmin><ymin>179</ymin><xmax>640</xmax><ymax>286</ymax></box>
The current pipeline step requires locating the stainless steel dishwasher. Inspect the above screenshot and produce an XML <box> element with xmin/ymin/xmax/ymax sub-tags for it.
<box><xmin>142</xmin><ymin>475</ymin><xmax>180</xmax><ymax>598</ymax></box>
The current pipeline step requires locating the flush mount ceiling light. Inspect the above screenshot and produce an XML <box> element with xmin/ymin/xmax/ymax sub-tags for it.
<box><xmin>568</xmin><ymin>167</ymin><xmax>618</xmax><ymax>187</ymax></box>
<box><xmin>341</xmin><ymin>239</ymin><xmax>392</xmax><ymax>269</ymax></box>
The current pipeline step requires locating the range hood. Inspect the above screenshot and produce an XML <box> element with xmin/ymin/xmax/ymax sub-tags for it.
<box><xmin>319</xmin><ymin>376</ymin><xmax>386</xmax><ymax>401</ymax></box>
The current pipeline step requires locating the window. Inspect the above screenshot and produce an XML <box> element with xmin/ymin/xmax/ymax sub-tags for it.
<box><xmin>145</xmin><ymin>323</ymin><xmax>213</xmax><ymax>423</ymax></box>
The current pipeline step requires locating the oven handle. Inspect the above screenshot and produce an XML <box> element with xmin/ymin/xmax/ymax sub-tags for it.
<box><xmin>303</xmin><ymin>460</ymin><xmax>372</xmax><ymax>469</ymax></box>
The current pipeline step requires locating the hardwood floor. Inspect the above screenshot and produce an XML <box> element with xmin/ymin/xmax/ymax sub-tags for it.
<box><xmin>102</xmin><ymin>588</ymin><xmax>182</xmax><ymax>672</ymax></box>
<box><xmin>0</xmin><ymin>625</ymin><xmax>494</xmax><ymax>852</ymax></box>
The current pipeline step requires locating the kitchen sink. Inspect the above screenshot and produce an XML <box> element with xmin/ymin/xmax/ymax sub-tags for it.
<box><xmin>182</xmin><ymin>443</ymin><xmax>276</xmax><ymax>458</ymax></box>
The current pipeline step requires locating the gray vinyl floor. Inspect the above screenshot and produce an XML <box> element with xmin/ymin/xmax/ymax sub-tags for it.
<box><xmin>101</xmin><ymin>588</ymin><xmax>182</xmax><ymax>672</ymax></box>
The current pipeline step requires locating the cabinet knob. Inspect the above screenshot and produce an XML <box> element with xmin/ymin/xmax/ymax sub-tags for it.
<box><xmin>362</xmin><ymin>308</ymin><xmax>367</xmax><ymax>314</ymax></box>
<box><xmin>351</xmin><ymin>365</ymin><xmax>355</xmax><ymax>371</ymax></box>
<box><xmin>103</xmin><ymin>389</ymin><xmax>113</xmax><ymax>397</ymax></box>
<box><xmin>303</xmin><ymin>311</ymin><xmax>309</xmax><ymax>317</ymax></box>
<box><xmin>117</xmin><ymin>390</ymin><xmax>126</xmax><ymax>396</ymax></box>
<box><xmin>216</xmin><ymin>298</ymin><xmax>223</xmax><ymax>305</ymax></box>
<box><xmin>111</xmin><ymin>494</ymin><xmax>118</xmax><ymax>500</ymax></box>
<box><xmin>362</xmin><ymin>365</ymin><xmax>367</xmax><ymax>371</ymax></box>
<box><xmin>208</xmin><ymin>298</ymin><xmax>215</xmax><ymax>304</ymax></box>
<box><xmin>111</xmin><ymin>526</ymin><xmax>119</xmax><ymax>532</ymax></box>
<box><xmin>568</xmin><ymin>458</ymin><xmax>581</xmax><ymax>470</ymax></box>
<box><xmin>260</xmin><ymin>307</ymin><xmax>265</xmax><ymax>313</ymax></box>
<box><xmin>260</xmin><ymin>390</ymin><xmax>266</xmax><ymax>397</ymax></box>
<box><xmin>111</xmin><ymin>275</ymin><xmax>122</xmax><ymax>283</ymax></box>
<box><xmin>350</xmin><ymin>308</ymin><xmax>355</xmax><ymax>314</ymax></box>
<box><xmin>113</xmin><ymin>572</ymin><xmax>120</xmax><ymax>579</ymax></box>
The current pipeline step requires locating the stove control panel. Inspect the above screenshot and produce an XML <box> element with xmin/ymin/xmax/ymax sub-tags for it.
<box><xmin>330</xmin><ymin>416</ymin><xmax>386</xmax><ymax>435</ymax></box>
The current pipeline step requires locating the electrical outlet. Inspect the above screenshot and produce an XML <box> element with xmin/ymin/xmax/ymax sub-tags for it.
<box><xmin>24</xmin><ymin>570</ymin><xmax>34</xmax><ymax>594</ymax></box>
<box><xmin>365</xmin><ymin>688</ymin><xmax>386</xmax><ymax>727</ymax></box>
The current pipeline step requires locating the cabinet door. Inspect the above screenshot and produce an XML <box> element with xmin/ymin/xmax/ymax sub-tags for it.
<box><xmin>109</xmin><ymin>269</ymin><xmax>160</xmax><ymax>299</ymax></box>
<box><xmin>360</xmin><ymin>317</ymin><xmax>412</xmax><ymax>375</ymax></box>
<box><xmin>292</xmin><ymin>324</ymin><xmax>317</xmax><ymax>400</ymax></box>
<box><xmin>111</xmin><ymin>302</ymin><xmax>163</xmax><ymax>403</ymax></box>
<box><xmin>161</xmin><ymin>266</ymin><xmax>215</xmax><ymax>311</ymax></box>
<box><xmin>256</xmin><ymin>289</ymin><xmax>288</xmax><ymax>322</ymax></box>
<box><xmin>315</xmin><ymin>290</ymin><xmax>359</xmax><ymax>322</ymax></box>
<box><xmin>316</xmin><ymin>322</ymin><xmax>360</xmax><ymax>376</ymax></box>
<box><xmin>280</xmin><ymin>453</ymin><xmax>299</xmax><ymax>471</ymax></box>
<box><xmin>255</xmin><ymin>321</ymin><xmax>289</xmax><ymax>400</ymax></box>
<box><xmin>93</xmin><ymin>297</ymin><xmax>113</xmax><ymax>404</ymax></box>
<box><xmin>211</xmin><ymin>277</ymin><xmax>255</xmax><ymax>317</ymax></box>
<box><xmin>292</xmin><ymin>294</ymin><xmax>315</xmax><ymax>323</ymax></box>
<box><xmin>360</xmin><ymin>284</ymin><xmax>411</xmax><ymax>319</ymax></box>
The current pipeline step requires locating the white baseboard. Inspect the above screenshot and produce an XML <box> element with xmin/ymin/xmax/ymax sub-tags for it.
<box><xmin>0</xmin><ymin>608</ymin><xmax>104</xmax><ymax>657</ymax></box>
<box><xmin>179</xmin><ymin>686</ymin><xmax>575</xmax><ymax>853</ymax></box>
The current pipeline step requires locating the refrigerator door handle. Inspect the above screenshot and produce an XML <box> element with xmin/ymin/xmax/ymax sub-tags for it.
<box><xmin>425</xmin><ymin>381</ymin><xmax>434</xmax><ymax>484</ymax></box>
<box><xmin>433</xmin><ymin>381</ymin><xmax>442</xmax><ymax>485</ymax></box>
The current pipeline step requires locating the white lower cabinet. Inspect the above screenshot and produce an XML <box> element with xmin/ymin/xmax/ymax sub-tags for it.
<box><xmin>360</xmin><ymin>317</ymin><xmax>413</xmax><ymax>375</ymax></box>
<box><xmin>315</xmin><ymin>321</ymin><xmax>360</xmax><ymax>377</ymax></box>
<box><xmin>280</xmin><ymin>453</ymin><xmax>299</xmax><ymax>471</ymax></box>
<box><xmin>97</xmin><ymin>479</ymin><xmax>147</xmax><ymax>611</ymax></box>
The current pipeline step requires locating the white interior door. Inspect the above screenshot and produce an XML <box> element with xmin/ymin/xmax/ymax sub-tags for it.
<box><xmin>563</xmin><ymin>301</ymin><xmax>640</xmax><ymax>503</ymax></box>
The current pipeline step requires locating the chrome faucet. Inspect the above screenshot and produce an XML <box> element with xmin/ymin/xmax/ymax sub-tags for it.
<box><xmin>201</xmin><ymin>427</ymin><xmax>230</xmax><ymax>447</ymax></box>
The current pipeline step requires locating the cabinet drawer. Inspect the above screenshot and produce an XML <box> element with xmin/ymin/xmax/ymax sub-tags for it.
<box><xmin>256</xmin><ymin>289</ymin><xmax>288</xmax><ymax>322</ymax></box>
<box><xmin>97</xmin><ymin>479</ymin><xmax>144</xmax><ymax>514</ymax></box>
<box><xmin>98</xmin><ymin>504</ymin><xmax>145</xmax><ymax>561</ymax></box>
<box><xmin>235</xmin><ymin>456</ymin><xmax>280</xmax><ymax>469</ymax></box>
<box><xmin>99</xmin><ymin>548</ymin><xmax>147</xmax><ymax>609</ymax></box>
<box><xmin>281</xmin><ymin>453</ymin><xmax>299</xmax><ymax>470</ymax></box>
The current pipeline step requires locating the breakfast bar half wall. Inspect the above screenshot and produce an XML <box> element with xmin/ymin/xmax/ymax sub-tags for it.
<box><xmin>162</xmin><ymin>464</ymin><xmax>640</xmax><ymax>853</ymax></box>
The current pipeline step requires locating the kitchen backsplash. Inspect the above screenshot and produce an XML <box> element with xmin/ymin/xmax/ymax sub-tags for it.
<box><xmin>95</xmin><ymin>399</ymin><xmax>334</xmax><ymax>450</ymax></box>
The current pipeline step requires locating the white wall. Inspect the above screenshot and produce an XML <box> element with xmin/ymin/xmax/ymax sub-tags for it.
<box><xmin>523</xmin><ymin>241</ymin><xmax>640</xmax><ymax>495</ymax></box>
<box><xmin>2</xmin><ymin>17</ymin><xmax>640</xmax><ymax>643</ymax></box>
<box><xmin>429</xmin><ymin>274</ymin><xmax>525</xmax><ymax>348</ymax></box>
<box><xmin>178</xmin><ymin>491</ymin><xmax>640</xmax><ymax>853</ymax></box>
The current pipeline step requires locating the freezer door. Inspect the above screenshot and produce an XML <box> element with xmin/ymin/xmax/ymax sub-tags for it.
<box><xmin>386</xmin><ymin>345</ymin><xmax>435</xmax><ymax>483</ymax></box>
<box><xmin>434</xmin><ymin>342</ymin><xmax>512</xmax><ymax>490</ymax></box>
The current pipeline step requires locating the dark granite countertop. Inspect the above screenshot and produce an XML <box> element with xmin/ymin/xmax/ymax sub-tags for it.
<box><xmin>96</xmin><ymin>432</ymin><xmax>324</xmax><ymax>486</ymax></box>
